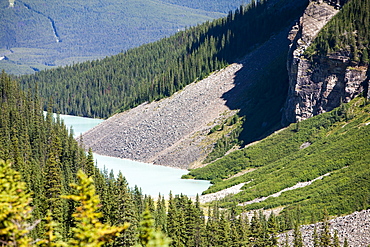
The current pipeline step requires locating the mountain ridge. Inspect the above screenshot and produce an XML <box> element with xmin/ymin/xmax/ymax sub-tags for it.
<box><xmin>0</xmin><ymin>0</ymin><xmax>246</xmax><ymax>75</ymax></box>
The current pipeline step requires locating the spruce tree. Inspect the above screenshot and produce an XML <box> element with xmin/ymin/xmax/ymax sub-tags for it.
<box><xmin>62</xmin><ymin>170</ymin><xmax>129</xmax><ymax>247</ymax></box>
<box><xmin>293</xmin><ymin>223</ymin><xmax>303</xmax><ymax>247</ymax></box>
<box><xmin>135</xmin><ymin>209</ymin><xmax>171</xmax><ymax>247</ymax></box>
<box><xmin>112</xmin><ymin>172</ymin><xmax>139</xmax><ymax>247</ymax></box>
<box><xmin>320</xmin><ymin>210</ymin><xmax>332</xmax><ymax>247</ymax></box>
<box><xmin>0</xmin><ymin>159</ymin><xmax>36</xmax><ymax>246</ymax></box>
<box><xmin>267</xmin><ymin>212</ymin><xmax>278</xmax><ymax>246</ymax></box>
<box><xmin>155</xmin><ymin>194</ymin><xmax>167</xmax><ymax>233</ymax></box>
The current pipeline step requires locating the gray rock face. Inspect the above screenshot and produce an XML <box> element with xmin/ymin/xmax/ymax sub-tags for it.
<box><xmin>81</xmin><ymin>64</ymin><xmax>240</xmax><ymax>169</ymax></box>
<box><xmin>278</xmin><ymin>209</ymin><xmax>370</xmax><ymax>247</ymax></box>
<box><xmin>283</xmin><ymin>0</ymin><xmax>369</xmax><ymax>124</ymax></box>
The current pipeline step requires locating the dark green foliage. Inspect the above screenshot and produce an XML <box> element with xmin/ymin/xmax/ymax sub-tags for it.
<box><xmin>0</xmin><ymin>71</ymin><xmax>137</xmax><ymax>243</ymax></box>
<box><xmin>0</xmin><ymin>70</ymin><xmax>89</xmax><ymax>239</ymax></box>
<box><xmin>1</xmin><ymin>0</ymin><xmax>232</xmax><ymax>75</ymax></box>
<box><xmin>343</xmin><ymin>238</ymin><xmax>349</xmax><ymax>247</ymax></box>
<box><xmin>19</xmin><ymin>0</ymin><xmax>307</xmax><ymax>118</ymax></box>
<box><xmin>187</xmin><ymin>97</ymin><xmax>370</xmax><ymax>224</ymax></box>
<box><xmin>111</xmin><ymin>172</ymin><xmax>139</xmax><ymax>246</ymax></box>
<box><xmin>319</xmin><ymin>210</ymin><xmax>332</xmax><ymax>247</ymax></box>
<box><xmin>293</xmin><ymin>224</ymin><xmax>303</xmax><ymax>247</ymax></box>
<box><xmin>136</xmin><ymin>209</ymin><xmax>171</xmax><ymax>247</ymax></box>
<box><xmin>305</xmin><ymin>0</ymin><xmax>370</xmax><ymax>65</ymax></box>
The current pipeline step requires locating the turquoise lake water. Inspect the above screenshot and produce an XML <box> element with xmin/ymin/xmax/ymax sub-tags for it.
<box><xmin>57</xmin><ymin>113</ymin><xmax>211</xmax><ymax>197</ymax></box>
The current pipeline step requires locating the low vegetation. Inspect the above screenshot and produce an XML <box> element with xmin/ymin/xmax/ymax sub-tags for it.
<box><xmin>187</xmin><ymin>97</ymin><xmax>370</xmax><ymax>224</ymax></box>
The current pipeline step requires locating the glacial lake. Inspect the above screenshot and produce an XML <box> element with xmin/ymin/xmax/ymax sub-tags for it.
<box><xmin>57</xmin><ymin>113</ymin><xmax>211</xmax><ymax>197</ymax></box>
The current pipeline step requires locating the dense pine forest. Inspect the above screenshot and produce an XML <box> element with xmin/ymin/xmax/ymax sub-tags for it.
<box><xmin>1</xmin><ymin>71</ymin><xmax>340</xmax><ymax>246</ymax></box>
<box><xmin>305</xmin><ymin>0</ymin><xmax>369</xmax><ymax>64</ymax></box>
<box><xmin>19</xmin><ymin>0</ymin><xmax>308</xmax><ymax>119</ymax></box>
<box><xmin>0</xmin><ymin>0</ymin><xmax>247</xmax><ymax>75</ymax></box>
<box><xmin>2</xmin><ymin>0</ymin><xmax>370</xmax><ymax>245</ymax></box>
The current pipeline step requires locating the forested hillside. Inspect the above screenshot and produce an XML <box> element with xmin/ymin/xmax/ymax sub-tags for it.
<box><xmin>19</xmin><ymin>0</ymin><xmax>308</xmax><ymax>118</ymax></box>
<box><xmin>2</xmin><ymin>0</ymin><xmax>370</xmax><ymax>245</ymax></box>
<box><xmin>160</xmin><ymin>0</ymin><xmax>249</xmax><ymax>13</ymax></box>
<box><xmin>1</xmin><ymin>70</ymin><xmax>341</xmax><ymax>246</ymax></box>
<box><xmin>186</xmin><ymin>96</ymin><xmax>370</xmax><ymax>225</ymax></box>
<box><xmin>305</xmin><ymin>0</ymin><xmax>370</xmax><ymax>63</ymax></box>
<box><xmin>0</xmin><ymin>0</ymin><xmax>246</xmax><ymax>75</ymax></box>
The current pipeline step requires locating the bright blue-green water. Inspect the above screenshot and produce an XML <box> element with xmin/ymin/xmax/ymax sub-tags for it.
<box><xmin>58</xmin><ymin>113</ymin><xmax>211</xmax><ymax>196</ymax></box>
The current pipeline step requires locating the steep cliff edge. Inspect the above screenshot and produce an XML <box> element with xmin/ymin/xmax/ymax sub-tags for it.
<box><xmin>283</xmin><ymin>0</ymin><xmax>369</xmax><ymax>124</ymax></box>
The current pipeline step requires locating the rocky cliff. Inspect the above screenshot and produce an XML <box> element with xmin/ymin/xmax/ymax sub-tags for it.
<box><xmin>283</xmin><ymin>0</ymin><xmax>369</xmax><ymax>124</ymax></box>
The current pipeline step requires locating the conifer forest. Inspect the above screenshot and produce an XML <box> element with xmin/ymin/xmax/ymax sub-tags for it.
<box><xmin>1</xmin><ymin>0</ymin><xmax>370</xmax><ymax>246</ymax></box>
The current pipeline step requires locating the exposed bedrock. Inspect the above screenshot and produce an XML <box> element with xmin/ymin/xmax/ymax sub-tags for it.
<box><xmin>283</xmin><ymin>0</ymin><xmax>369</xmax><ymax>124</ymax></box>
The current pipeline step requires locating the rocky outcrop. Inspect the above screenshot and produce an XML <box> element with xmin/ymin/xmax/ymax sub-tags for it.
<box><xmin>278</xmin><ymin>209</ymin><xmax>370</xmax><ymax>247</ymax></box>
<box><xmin>283</xmin><ymin>0</ymin><xmax>369</xmax><ymax>124</ymax></box>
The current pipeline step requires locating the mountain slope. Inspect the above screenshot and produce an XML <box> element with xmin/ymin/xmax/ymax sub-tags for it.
<box><xmin>187</xmin><ymin>96</ymin><xmax>370</xmax><ymax>223</ymax></box>
<box><xmin>283</xmin><ymin>0</ymin><xmax>370</xmax><ymax>124</ymax></box>
<box><xmin>18</xmin><ymin>0</ymin><xmax>308</xmax><ymax>120</ymax></box>
<box><xmin>79</xmin><ymin>0</ymin><xmax>309</xmax><ymax>168</ymax></box>
<box><xmin>0</xmin><ymin>0</ymin><xmax>246</xmax><ymax>75</ymax></box>
<box><xmin>81</xmin><ymin>25</ymin><xmax>292</xmax><ymax>168</ymax></box>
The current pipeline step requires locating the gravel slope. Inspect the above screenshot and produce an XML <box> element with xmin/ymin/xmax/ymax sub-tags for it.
<box><xmin>278</xmin><ymin>209</ymin><xmax>370</xmax><ymax>247</ymax></box>
<box><xmin>81</xmin><ymin>26</ymin><xmax>292</xmax><ymax>169</ymax></box>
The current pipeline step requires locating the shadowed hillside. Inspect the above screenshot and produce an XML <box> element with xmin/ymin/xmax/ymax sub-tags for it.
<box><xmin>0</xmin><ymin>0</ymin><xmax>247</xmax><ymax>74</ymax></box>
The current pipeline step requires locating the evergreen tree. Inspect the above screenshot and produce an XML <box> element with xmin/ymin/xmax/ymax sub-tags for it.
<box><xmin>62</xmin><ymin>170</ymin><xmax>129</xmax><ymax>247</ymax></box>
<box><xmin>343</xmin><ymin>238</ymin><xmax>349</xmax><ymax>247</ymax></box>
<box><xmin>205</xmin><ymin>204</ymin><xmax>221</xmax><ymax>246</ymax></box>
<box><xmin>320</xmin><ymin>210</ymin><xmax>332</xmax><ymax>247</ymax></box>
<box><xmin>293</xmin><ymin>224</ymin><xmax>303</xmax><ymax>247</ymax></box>
<box><xmin>135</xmin><ymin>209</ymin><xmax>171</xmax><ymax>247</ymax></box>
<box><xmin>112</xmin><ymin>172</ymin><xmax>139</xmax><ymax>246</ymax></box>
<box><xmin>313</xmin><ymin>225</ymin><xmax>319</xmax><ymax>247</ymax></box>
<box><xmin>84</xmin><ymin>148</ymin><xmax>95</xmax><ymax>177</ymax></box>
<box><xmin>155</xmin><ymin>194</ymin><xmax>167</xmax><ymax>233</ymax></box>
<box><xmin>44</xmin><ymin>129</ymin><xmax>67</xmax><ymax>237</ymax></box>
<box><xmin>333</xmin><ymin>230</ymin><xmax>340</xmax><ymax>247</ymax></box>
<box><xmin>193</xmin><ymin>194</ymin><xmax>205</xmax><ymax>247</ymax></box>
<box><xmin>36</xmin><ymin>211</ymin><xmax>66</xmax><ymax>247</ymax></box>
<box><xmin>267</xmin><ymin>212</ymin><xmax>278</xmax><ymax>246</ymax></box>
<box><xmin>0</xmin><ymin>159</ymin><xmax>36</xmax><ymax>246</ymax></box>
<box><xmin>250</xmin><ymin>211</ymin><xmax>264</xmax><ymax>246</ymax></box>
<box><xmin>218</xmin><ymin>212</ymin><xmax>232</xmax><ymax>246</ymax></box>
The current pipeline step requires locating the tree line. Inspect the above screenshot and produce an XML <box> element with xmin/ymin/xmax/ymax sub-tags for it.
<box><xmin>1</xmin><ymin>157</ymin><xmax>349</xmax><ymax>247</ymax></box>
<box><xmin>19</xmin><ymin>0</ymin><xmax>308</xmax><ymax>119</ymax></box>
<box><xmin>2</xmin><ymin>68</ymin><xmax>356</xmax><ymax>246</ymax></box>
<box><xmin>305</xmin><ymin>0</ymin><xmax>369</xmax><ymax>65</ymax></box>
